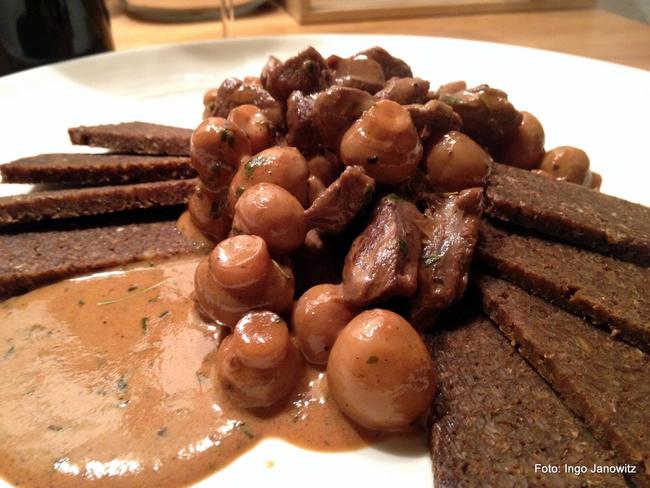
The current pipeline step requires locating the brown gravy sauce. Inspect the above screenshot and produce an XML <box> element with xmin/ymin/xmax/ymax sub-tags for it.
<box><xmin>0</xmin><ymin>257</ymin><xmax>417</xmax><ymax>488</ymax></box>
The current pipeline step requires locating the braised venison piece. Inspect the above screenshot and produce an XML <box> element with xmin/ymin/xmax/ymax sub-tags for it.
<box><xmin>69</xmin><ymin>122</ymin><xmax>193</xmax><ymax>156</ymax></box>
<box><xmin>479</xmin><ymin>275</ymin><xmax>650</xmax><ymax>488</ymax></box>
<box><xmin>405</xmin><ymin>100</ymin><xmax>462</xmax><ymax>140</ymax></box>
<box><xmin>286</xmin><ymin>91</ymin><xmax>322</xmax><ymax>153</ymax></box>
<box><xmin>375</xmin><ymin>77</ymin><xmax>430</xmax><ymax>105</ymax></box>
<box><xmin>409</xmin><ymin>188</ymin><xmax>483</xmax><ymax>329</ymax></box>
<box><xmin>304</xmin><ymin>166</ymin><xmax>375</xmax><ymax>235</ymax></box>
<box><xmin>0</xmin><ymin>153</ymin><xmax>195</xmax><ymax>185</ymax></box>
<box><xmin>203</xmin><ymin>77</ymin><xmax>284</xmax><ymax>129</ymax></box>
<box><xmin>327</xmin><ymin>54</ymin><xmax>385</xmax><ymax>94</ymax></box>
<box><xmin>478</xmin><ymin>221</ymin><xmax>650</xmax><ymax>353</ymax></box>
<box><xmin>356</xmin><ymin>46</ymin><xmax>413</xmax><ymax>79</ymax></box>
<box><xmin>439</xmin><ymin>84</ymin><xmax>522</xmax><ymax>149</ymax></box>
<box><xmin>428</xmin><ymin>314</ymin><xmax>626</xmax><ymax>488</ymax></box>
<box><xmin>342</xmin><ymin>196</ymin><xmax>421</xmax><ymax>306</ymax></box>
<box><xmin>486</xmin><ymin>163</ymin><xmax>650</xmax><ymax>267</ymax></box>
<box><xmin>261</xmin><ymin>46</ymin><xmax>331</xmax><ymax>106</ymax></box>
<box><xmin>313</xmin><ymin>85</ymin><xmax>375</xmax><ymax>153</ymax></box>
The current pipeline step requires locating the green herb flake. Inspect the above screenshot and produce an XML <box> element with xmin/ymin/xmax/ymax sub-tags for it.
<box><xmin>97</xmin><ymin>278</ymin><xmax>168</xmax><ymax>306</ymax></box>
<box><xmin>366</xmin><ymin>155</ymin><xmax>379</xmax><ymax>165</ymax></box>
<box><xmin>302</xmin><ymin>59</ymin><xmax>316</xmax><ymax>74</ymax></box>
<box><xmin>220</xmin><ymin>128</ymin><xmax>235</xmax><ymax>147</ymax></box>
<box><xmin>386</xmin><ymin>193</ymin><xmax>403</xmax><ymax>202</ymax></box>
<box><xmin>235</xmin><ymin>186</ymin><xmax>245</xmax><ymax>198</ymax></box>
<box><xmin>366</xmin><ymin>355</ymin><xmax>379</xmax><ymax>364</ymax></box>
<box><xmin>398</xmin><ymin>239</ymin><xmax>409</xmax><ymax>256</ymax></box>
<box><xmin>3</xmin><ymin>344</ymin><xmax>15</xmax><ymax>360</ymax></box>
<box><xmin>141</xmin><ymin>317</ymin><xmax>150</xmax><ymax>335</ymax></box>
<box><xmin>243</xmin><ymin>155</ymin><xmax>266</xmax><ymax>178</ymax></box>
<box><xmin>127</xmin><ymin>285</ymin><xmax>139</xmax><ymax>292</ymax></box>
<box><xmin>78</xmin><ymin>299</ymin><xmax>85</xmax><ymax>306</ymax></box>
<box><xmin>422</xmin><ymin>254</ymin><xmax>442</xmax><ymax>267</ymax></box>
<box><xmin>157</xmin><ymin>427</ymin><xmax>168</xmax><ymax>437</ymax></box>
<box><xmin>48</xmin><ymin>425</ymin><xmax>63</xmax><ymax>432</ymax></box>
<box><xmin>439</xmin><ymin>94</ymin><xmax>465</xmax><ymax>106</ymax></box>
<box><xmin>236</xmin><ymin>421</ymin><xmax>255</xmax><ymax>439</ymax></box>
<box><xmin>195</xmin><ymin>371</ymin><xmax>209</xmax><ymax>385</ymax></box>
<box><xmin>210</xmin><ymin>201</ymin><xmax>223</xmax><ymax>219</ymax></box>
<box><xmin>159</xmin><ymin>310</ymin><xmax>171</xmax><ymax>320</ymax></box>
<box><xmin>272</xmin><ymin>260</ymin><xmax>291</xmax><ymax>280</ymax></box>
<box><xmin>117</xmin><ymin>375</ymin><xmax>128</xmax><ymax>393</ymax></box>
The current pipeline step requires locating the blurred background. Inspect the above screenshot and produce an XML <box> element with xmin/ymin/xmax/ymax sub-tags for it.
<box><xmin>1</xmin><ymin>0</ymin><xmax>649</xmax><ymax>76</ymax></box>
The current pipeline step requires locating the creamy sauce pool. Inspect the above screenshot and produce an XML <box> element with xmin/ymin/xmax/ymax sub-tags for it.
<box><xmin>0</xmin><ymin>257</ymin><xmax>405</xmax><ymax>488</ymax></box>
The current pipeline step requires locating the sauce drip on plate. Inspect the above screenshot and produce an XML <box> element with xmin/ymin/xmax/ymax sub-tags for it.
<box><xmin>0</xmin><ymin>257</ymin><xmax>405</xmax><ymax>488</ymax></box>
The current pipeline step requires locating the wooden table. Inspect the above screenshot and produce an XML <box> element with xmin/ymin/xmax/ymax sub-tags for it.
<box><xmin>108</xmin><ymin>2</ymin><xmax>650</xmax><ymax>71</ymax></box>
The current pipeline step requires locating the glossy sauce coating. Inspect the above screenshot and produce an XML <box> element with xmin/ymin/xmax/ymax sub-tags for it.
<box><xmin>191</xmin><ymin>117</ymin><xmax>251</xmax><ymax>190</ymax></box>
<box><xmin>292</xmin><ymin>284</ymin><xmax>358</xmax><ymax>365</ymax></box>
<box><xmin>0</xmin><ymin>258</ymin><xmax>402</xmax><ymax>488</ymax></box>
<box><xmin>340</xmin><ymin>99</ymin><xmax>422</xmax><ymax>184</ymax></box>
<box><xmin>424</xmin><ymin>130</ymin><xmax>492</xmax><ymax>191</ymax></box>
<box><xmin>228</xmin><ymin>146</ymin><xmax>310</xmax><ymax>211</ymax></box>
<box><xmin>227</xmin><ymin>104</ymin><xmax>275</xmax><ymax>154</ymax></box>
<box><xmin>327</xmin><ymin>309</ymin><xmax>436</xmax><ymax>431</ymax></box>
<box><xmin>232</xmin><ymin>183</ymin><xmax>307</xmax><ymax>255</ymax></box>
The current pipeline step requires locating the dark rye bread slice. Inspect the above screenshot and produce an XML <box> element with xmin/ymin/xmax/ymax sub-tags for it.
<box><xmin>478</xmin><ymin>275</ymin><xmax>650</xmax><ymax>487</ymax></box>
<box><xmin>477</xmin><ymin>220</ymin><xmax>650</xmax><ymax>353</ymax></box>
<box><xmin>427</xmin><ymin>313</ymin><xmax>625</xmax><ymax>487</ymax></box>
<box><xmin>69</xmin><ymin>122</ymin><xmax>192</xmax><ymax>156</ymax></box>
<box><xmin>0</xmin><ymin>179</ymin><xmax>198</xmax><ymax>225</ymax></box>
<box><xmin>485</xmin><ymin>163</ymin><xmax>650</xmax><ymax>267</ymax></box>
<box><xmin>0</xmin><ymin>153</ymin><xmax>195</xmax><ymax>185</ymax></box>
<box><xmin>0</xmin><ymin>219</ymin><xmax>199</xmax><ymax>299</ymax></box>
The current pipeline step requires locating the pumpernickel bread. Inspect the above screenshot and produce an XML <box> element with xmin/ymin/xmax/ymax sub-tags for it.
<box><xmin>428</xmin><ymin>313</ymin><xmax>625</xmax><ymax>487</ymax></box>
<box><xmin>0</xmin><ymin>218</ymin><xmax>199</xmax><ymax>299</ymax></box>
<box><xmin>0</xmin><ymin>153</ymin><xmax>195</xmax><ymax>185</ymax></box>
<box><xmin>477</xmin><ymin>220</ymin><xmax>650</xmax><ymax>353</ymax></box>
<box><xmin>485</xmin><ymin>163</ymin><xmax>650</xmax><ymax>267</ymax></box>
<box><xmin>478</xmin><ymin>275</ymin><xmax>650</xmax><ymax>487</ymax></box>
<box><xmin>0</xmin><ymin>179</ymin><xmax>198</xmax><ymax>225</ymax></box>
<box><xmin>68</xmin><ymin>122</ymin><xmax>192</xmax><ymax>156</ymax></box>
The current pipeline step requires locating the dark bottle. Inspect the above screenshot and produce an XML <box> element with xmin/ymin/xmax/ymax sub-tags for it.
<box><xmin>0</xmin><ymin>0</ymin><xmax>114</xmax><ymax>76</ymax></box>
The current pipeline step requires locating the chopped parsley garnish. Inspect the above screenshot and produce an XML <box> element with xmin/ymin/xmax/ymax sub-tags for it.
<box><xmin>48</xmin><ymin>425</ymin><xmax>63</xmax><ymax>432</ymax></box>
<box><xmin>422</xmin><ymin>253</ymin><xmax>442</xmax><ymax>267</ymax></box>
<box><xmin>220</xmin><ymin>128</ymin><xmax>235</xmax><ymax>147</ymax></box>
<box><xmin>141</xmin><ymin>317</ymin><xmax>150</xmax><ymax>335</ymax></box>
<box><xmin>243</xmin><ymin>155</ymin><xmax>267</xmax><ymax>178</ymax></box>
<box><xmin>398</xmin><ymin>239</ymin><xmax>409</xmax><ymax>256</ymax></box>
<box><xmin>159</xmin><ymin>310</ymin><xmax>171</xmax><ymax>320</ymax></box>
<box><xmin>235</xmin><ymin>186</ymin><xmax>245</xmax><ymax>198</ymax></box>
<box><xmin>157</xmin><ymin>427</ymin><xmax>168</xmax><ymax>437</ymax></box>
<box><xmin>366</xmin><ymin>356</ymin><xmax>379</xmax><ymax>364</ymax></box>
<box><xmin>236</xmin><ymin>421</ymin><xmax>255</xmax><ymax>439</ymax></box>
<box><xmin>386</xmin><ymin>193</ymin><xmax>403</xmax><ymax>202</ymax></box>
<box><xmin>78</xmin><ymin>299</ymin><xmax>85</xmax><ymax>306</ymax></box>
<box><xmin>117</xmin><ymin>375</ymin><xmax>128</xmax><ymax>393</ymax></box>
<box><xmin>127</xmin><ymin>285</ymin><xmax>138</xmax><ymax>292</ymax></box>
<box><xmin>439</xmin><ymin>94</ymin><xmax>465</xmax><ymax>106</ymax></box>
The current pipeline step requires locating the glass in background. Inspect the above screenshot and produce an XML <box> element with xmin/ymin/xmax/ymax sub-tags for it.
<box><xmin>0</xmin><ymin>0</ymin><xmax>114</xmax><ymax>76</ymax></box>
<box><xmin>120</xmin><ymin>0</ymin><xmax>267</xmax><ymax>37</ymax></box>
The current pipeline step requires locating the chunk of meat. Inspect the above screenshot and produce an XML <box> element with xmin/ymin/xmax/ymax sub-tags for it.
<box><xmin>305</xmin><ymin>166</ymin><xmax>375</xmax><ymax>234</ymax></box>
<box><xmin>440</xmin><ymin>84</ymin><xmax>522</xmax><ymax>149</ymax></box>
<box><xmin>342</xmin><ymin>196</ymin><xmax>421</xmax><ymax>306</ymax></box>
<box><xmin>286</xmin><ymin>91</ymin><xmax>322</xmax><ymax>154</ymax></box>
<box><xmin>409</xmin><ymin>188</ymin><xmax>483</xmax><ymax>329</ymax></box>
<box><xmin>375</xmin><ymin>77</ymin><xmax>430</xmax><ymax>105</ymax></box>
<box><xmin>313</xmin><ymin>86</ymin><xmax>375</xmax><ymax>152</ymax></box>
<box><xmin>356</xmin><ymin>47</ymin><xmax>413</xmax><ymax>79</ymax></box>
<box><xmin>261</xmin><ymin>47</ymin><xmax>331</xmax><ymax>106</ymax></box>
<box><xmin>327</xmin><ymin>54</ymin><xmax>385</xmax><ymax>94</ymax></box>
<box><xmin>203</xmin><ymin>77</ymin><xmax>284</xmax><ymax>129</ymax></box>
<box><xmin>405</xmin><ymin>100</ymin><xmax>462</xmax><ymax>139</ymax></box>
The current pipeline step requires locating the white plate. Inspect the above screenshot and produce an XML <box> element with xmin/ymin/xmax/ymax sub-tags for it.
<box><xmin>0</xmin><ymin>35</ymin><xmax>649</xmax><ymax>488</ymax></box>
